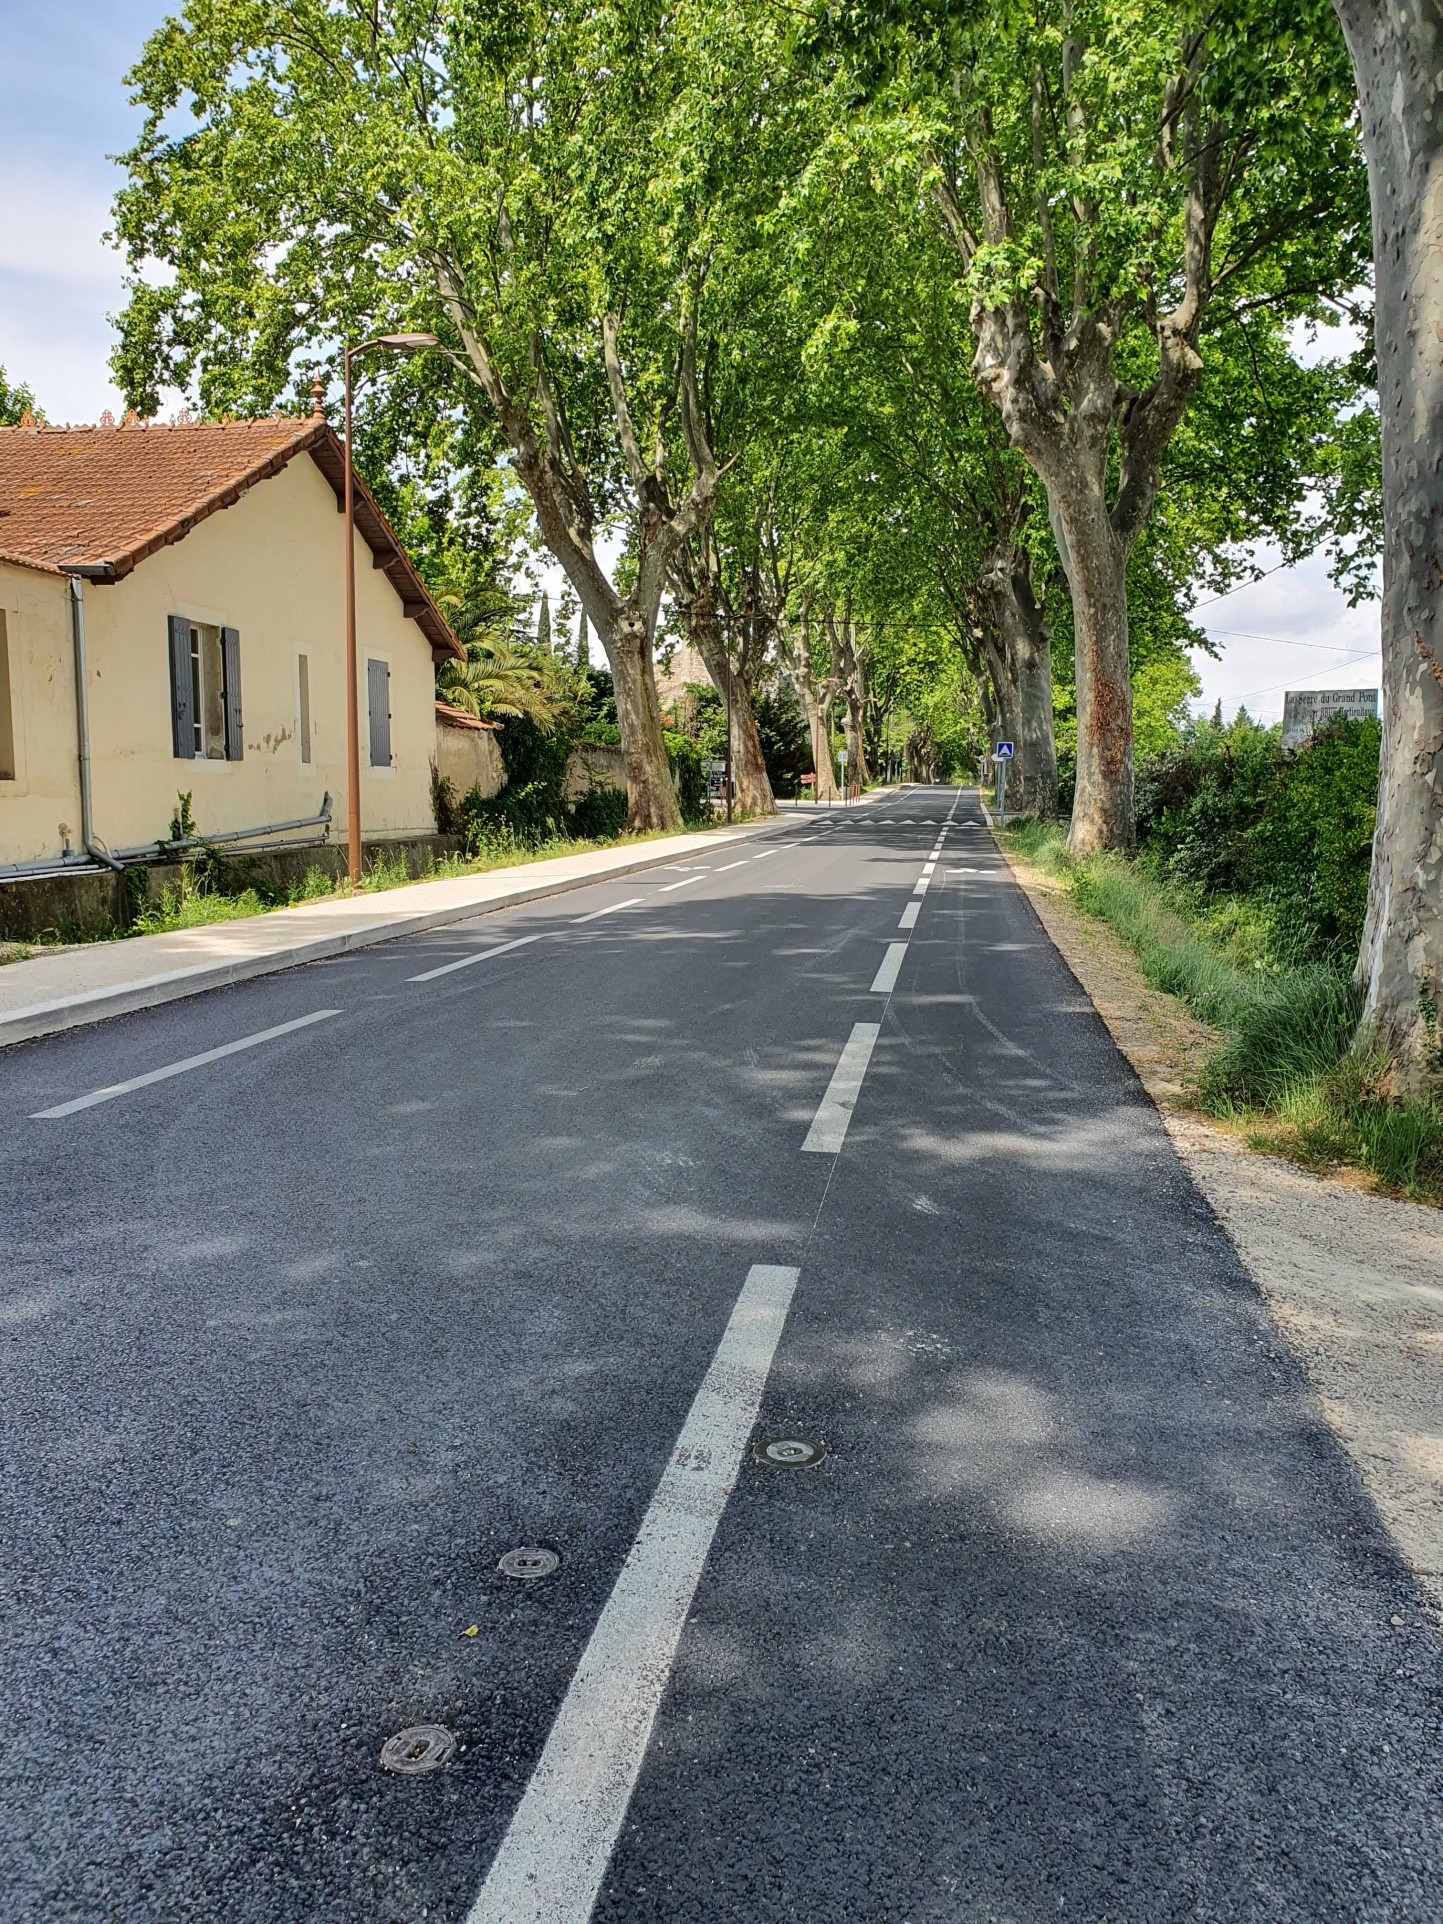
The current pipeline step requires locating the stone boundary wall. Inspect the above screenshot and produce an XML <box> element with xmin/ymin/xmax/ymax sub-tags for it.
<box><xmin>0</xmin><ymin>833</ymin><xmax>462</xmax><ymax>944</ymax></box>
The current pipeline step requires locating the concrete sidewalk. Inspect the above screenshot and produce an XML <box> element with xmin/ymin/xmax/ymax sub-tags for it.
<box><xmin>0</xmin><ymin>820</ymin><xmax>787</xmax><ymax>1049</ymax></box>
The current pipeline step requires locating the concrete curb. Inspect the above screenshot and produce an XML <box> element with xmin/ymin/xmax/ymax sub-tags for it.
<box><xmin>0</xmin><ymin>820</ymin><xmax>791</xmax><ymax>1051</ymax></box>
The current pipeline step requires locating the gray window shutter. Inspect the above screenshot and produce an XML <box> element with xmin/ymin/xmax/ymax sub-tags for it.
<box><xmin>221</xmin><ymin>626</ymin><xmax>243</xmax><ymax>761</ymax></box>
<box><xmin>367</xmin><ymin>658</ymin><xmax>392</xmax><ymax>767</ymax></box>
<box><xmin>167</xmin><ymin>615</ymin><xmax>193</xmax><ymax>758</ymax></box>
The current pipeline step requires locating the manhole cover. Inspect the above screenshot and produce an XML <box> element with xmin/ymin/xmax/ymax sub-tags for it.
<box><xmin>754</xmin><ymin>1435</ymin><xmax>826</xmax><ymax>1468</ymax></box>
<box><xmin>498</xmin><ymin>1545</ymin><xmax>561</xmax><ymax>1580</ymax></box>
<box><xmin>379</xmin><ymin>1725</ymin><xmax>457</xmax><ymax>1775</ymax></box>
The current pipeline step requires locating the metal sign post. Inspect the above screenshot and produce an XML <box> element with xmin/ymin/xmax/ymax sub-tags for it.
<box><xmin>993</xmin><ymin>741</ymin><xmax>1014</xmax><ymax>820</ymax></box>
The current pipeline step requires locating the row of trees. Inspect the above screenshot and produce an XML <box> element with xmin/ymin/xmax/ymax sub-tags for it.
<box><xmin>107</xmin><ymin>0</ymin><xmax>1438</xmax><ymax>1086</ymax></box>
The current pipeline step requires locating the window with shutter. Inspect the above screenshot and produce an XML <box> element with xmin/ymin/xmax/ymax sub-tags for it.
<box><xmin>297</xmin><ymin>654</ymin><xmax>312</xmax><ymax>765</ymax></box>
<box><xmin>167</xmin><ymin>615</ymin><xmax>195</xmax><ymax>758</ymax></box>
<box><xmin>221</xmin><ymin>627</ymin><xmax>243</xmax><ymax>761</ymax></box>
<box><xmin>0</xmin><ymin>612</ymin><xmax>15</xmax><ymax>781</ymax></box>
<box><xmin>367</xmin><ymin>657</ymin><xmax>392</xmax><ymax>768</ymax></box>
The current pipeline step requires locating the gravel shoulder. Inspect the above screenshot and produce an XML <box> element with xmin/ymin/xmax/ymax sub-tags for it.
<box><xmin>998</xmin><ymin>838</ymin><xmax>1443</xmax><ymax>1613</ymax></box>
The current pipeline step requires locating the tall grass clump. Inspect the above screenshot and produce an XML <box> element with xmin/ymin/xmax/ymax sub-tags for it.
<box><xmin>1197</xmin><ymin>966</ymin><xmax>1360</xmax><ymax>1108</ymax></box>
<box><xmin>1000</xmin><ymin>799</ymin><xmax>1443</xmax><ymax>1202</ymax></box>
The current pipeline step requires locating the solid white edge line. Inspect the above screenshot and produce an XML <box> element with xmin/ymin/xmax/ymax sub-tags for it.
<box><xmin>899</xmin><ymin>902</ymin><xmax>919</xmax><ymax>930</ymax></box>
<box><xmin>870</xmin><ymin>942</ymin><xmax>908</xmax><ymax>995</ymax></box>
<box><xmin>801</xmin><ymin>1021</ymin><xmax>881</xmax><ymax>1155</ymax></box>
<box><xmin>571</xmin><ymin>897</ymin><xmax>645</xmax><ymax>924</ymax></box>
<box><xmin>408</xmin><ymin>932</ymin><xmax>541</xmax><ymax>982</ymax></box>
<box><xmin>464</xmin><ymin>1261</ymin><xmax>803</xmax><ymax>1924</ymax></box>
<box><xmin>32</xmin><ymin>1009</ymin><xmax>341</xmax><ymax>1119</ymax></box>
<box><xmin>658</xmin><ymin>874</ymin><xmax>706</xmax><ymax>893</ymax></box>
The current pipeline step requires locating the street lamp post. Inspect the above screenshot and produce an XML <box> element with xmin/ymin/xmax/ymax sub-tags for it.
<box><xmin>341</xmin><ymin>332</ymin><xmax>439</xmax><ymax>885</ymax></box>
<box><xmin>723</xmin><ymin>638</ymin><xmax>734</xmax><ymax>827</ymax></box>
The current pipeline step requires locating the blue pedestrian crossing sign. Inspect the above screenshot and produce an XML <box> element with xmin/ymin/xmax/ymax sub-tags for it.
<box><xmin>994</xmin><ymin>741</ymin><xmax>1014</xmax><ymax>759</ymax></box>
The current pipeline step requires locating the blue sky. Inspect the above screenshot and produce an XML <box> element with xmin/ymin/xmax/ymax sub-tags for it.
<box><xmin>0</xmin><ymin>3</ymin><xmax>1380</xmax><ymax>722</ymax></box>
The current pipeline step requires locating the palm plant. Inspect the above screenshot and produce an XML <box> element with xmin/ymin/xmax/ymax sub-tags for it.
<box><xmin>435</xmin><ymin>591</ymin><xmax>568</xmax><ymax>731</ymax></box>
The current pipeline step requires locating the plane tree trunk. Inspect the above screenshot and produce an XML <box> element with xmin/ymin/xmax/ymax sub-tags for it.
<box><xmin>1331</xmin><ymin>0</ymin><xmax>1443</xmax><ymax>1087</ymax></box>
<box><xmin>932</xmin><ymin>40</ymin><xmax>1220</xmax><ymax>854</ymax></box>
<box><xmin>777</xmin><ymin>606</ymin><xmax>840</xmax><ymax>801</ymax></box>
<box><xmin>978</xmin><ymin>542</ymin><xmax>1057</xmax><ymax>819</ymax></box>
<box><xmin>827</xmin><ymin>604</ymin><xmax>870</xmax><ymax>793</ymax></box>
<box><xmin>680</xmin><ymin>589</ymin><xmax>777</xmax><ymax>818</ymax></box>
<box><xmin>436</xmin><ymin>269</ymin><xmax>722</xmax><ymax>834</ymax></box>
<box><xmin>1010</xmin><ymin>566</ymin><xmax>1058</xmax><ymax>819</ymax></box>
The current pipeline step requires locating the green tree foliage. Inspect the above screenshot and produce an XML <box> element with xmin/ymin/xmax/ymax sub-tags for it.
<box><xmin>0</xmin><ymin>366</ymin><xmax>40</xmax><ymax>425</ymax></box>
<box><xmin>1137</xmin><ymin>713</ymin><xmax>1381</xmax><ymax>954</ymax></box>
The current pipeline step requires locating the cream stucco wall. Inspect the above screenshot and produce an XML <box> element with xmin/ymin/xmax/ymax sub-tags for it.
<box><xmin>0</xmin><ymin>453</ymin><xmax>441</xmax><ymax>864</ymax></box>
<box><xmin>0</xmin><ymin>561</ymin><xmax>82</xmax><ymax>861</ymax></box>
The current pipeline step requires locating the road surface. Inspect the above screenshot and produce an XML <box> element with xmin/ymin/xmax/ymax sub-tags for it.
<box><xmin>1</xmin><ymin>788</ymin><xmax>1438</xmax><ymax>1922</ymax></box>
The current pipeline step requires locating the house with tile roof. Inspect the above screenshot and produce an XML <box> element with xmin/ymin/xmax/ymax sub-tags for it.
<box><xmin>0</xmin><ymin>408</ymin><xmax>464</xmax><ymax>877</ymax></box>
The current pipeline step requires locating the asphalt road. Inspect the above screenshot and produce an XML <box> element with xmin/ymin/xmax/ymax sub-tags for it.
<box><xmin>1</xmin><ymin>787</ymin><xmax>1438</xmax><ymax>1924</ymax></box>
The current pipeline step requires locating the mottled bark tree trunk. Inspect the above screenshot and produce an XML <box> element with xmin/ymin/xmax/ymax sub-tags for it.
<box><xmin>1332</xmin><ymin>0</ymin><xmax>1443</xmax><ymax>1087</ymax></box>
<box><xmin>686</xmin><ymin>600</ymin><xmax>776</xmax><ymax>817</ymax></box>
<box><xmin>935</xmin><ymin>42</ymin><xmax>1214</xmax><ymax>854</ymax></box>
<box><xmin>800</xmin><ymin>683</ymin><xmax>840</xmax><ymax>801</ymax></box>
<box><xmin>979</xmin><ymin>543</ymin><xmax>1058</xmax><ymax>819</ymax></box>
<box><xmin>434</xmin><ymin>276</ymin><xmax>706</xmax><ymax>836</ymax></box>
<box><xmin>1047</xmin><ymin>472</ymin><xmax>1133</xmax><ymax>851</ymax></box>
<box><xmin>1007</xmin><ymin>565</ymin><xmax>1058</xmax><ymax>819</ymax></box>
<box><xmin>607</xmin><ymin>609</ymin><xmax>682</xmax><ymax>831</ymax></box>
<box><xmin>777</xmin><ymin>607</ymin><xmax>840</xmax><ymax>801</ymax></box>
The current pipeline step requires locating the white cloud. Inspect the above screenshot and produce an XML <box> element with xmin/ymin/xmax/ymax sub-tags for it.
<box><xmin>1189</xmin><ymin>548</ymin><xmax>1381</xmax><ymax>725</ymax></box>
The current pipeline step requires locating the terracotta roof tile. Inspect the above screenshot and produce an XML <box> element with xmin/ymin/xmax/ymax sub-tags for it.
<box><xmin>0</xmin><ymin>415</ymin><xmax>462</xmax><ymax>662</ymax></box>
<box><xmin>435</xmin><ymin>700</ymin><xmax>501</xmax><ymax>731</ymax></box>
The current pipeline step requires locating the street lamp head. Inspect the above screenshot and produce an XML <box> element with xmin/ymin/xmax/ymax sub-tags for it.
<box><xmin>376</xmin><ymin>332</ymin><xmax>441</xmax><ymax>351</ymax></box>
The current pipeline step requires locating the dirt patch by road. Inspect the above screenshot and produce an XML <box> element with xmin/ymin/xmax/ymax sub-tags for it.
<box><xmin>1000</xmin><ymin>836</ymin><xmax>1443</xmax><ymax>1614</ymax></box>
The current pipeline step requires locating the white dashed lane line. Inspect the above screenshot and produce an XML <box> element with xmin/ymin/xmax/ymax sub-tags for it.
<box><xmin>31</xmin><ymin>1009</ymin><xmax>341</xmax><ymax>1119</ymax></box>
<box><xmin>658</xmin><ymin>874</ymin><xmax>706</xmax><ymax>893</ymax></box>
<box><xmin>464</xmin><ymin>1261</ymin><xmax>803</xmax><ymax>1924</ymax></box>
<box><xmin>802</xmin><ymin>1022</ymin><xmax>881</xmax><ymax>1155</ymax></box>
<box><xmin>571</xmin><ymin>897</ymin><xmax>645</xmax><ymax>924</ymax></box>
<box><xmin>899</xmin><ymin>902</ymin><xmax>919</xmax><ymax>930</ymax></box>
<box><xmin>408</xmin><ymin>933</ymin><xmax>542</xmax><ymax>982</ymax></box>
<box><xmin>871</xmin><ymin>943</ymin><xmax>908</xmax><ymax>995</ymax></box>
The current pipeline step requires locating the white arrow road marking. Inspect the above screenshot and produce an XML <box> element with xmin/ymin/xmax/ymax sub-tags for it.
<box><xmin>464</xmin><ymin>1262</ymin><xmax>803</xmax><ymax>1924</ymax></box>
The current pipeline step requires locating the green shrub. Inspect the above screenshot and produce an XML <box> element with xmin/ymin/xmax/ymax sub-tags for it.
<box><xmin>569</xmin><ymin>784</ymin><xmax>628</xmax><ymax>841</ymax></box>
<box><xmin>665</xmin><ymin>730</ymin><xmax>708</xmax><ymax>825</ymax></box>
<box><xmin>458</xmin><ymin>714</ymin><xmax>575</xmax><ymax>850</ymax></box>
<box><xmin>1135</xmin><ymin>712</ymin><xmax>1380</xmax><ymax>959</ymax></box>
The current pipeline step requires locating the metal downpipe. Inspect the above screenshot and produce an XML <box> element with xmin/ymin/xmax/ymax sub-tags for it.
<box><xmin>66</xmin><ymin>576</ymin><xmax>123</xmax><ymax>874</ymax></box>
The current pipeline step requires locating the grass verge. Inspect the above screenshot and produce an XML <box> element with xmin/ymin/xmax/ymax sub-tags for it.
<box><xmin>1001</xmin><ymin>817</ymin><xmax>1443</xmax><ymax>1203</ymax></box>
<box><xmin>125</xmin><ymin>825</ymin><xmax>704</xmax><ymax>939</ymax></box>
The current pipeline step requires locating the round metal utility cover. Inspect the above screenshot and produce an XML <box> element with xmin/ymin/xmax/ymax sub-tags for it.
<box><xmin>379</xmin><ymin>1725</ymin><xmax>457</xmax><ymax>1775</ymax></box>
<box><xmin>498</xmin><ymin>1545</ymin><xmax>562</xmax><ymax>1580</ymax></box>
<box><xmin>754</xmin><ymin>1436</ymin><xmax>826</xmax><ymax>1468</ymax></box>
